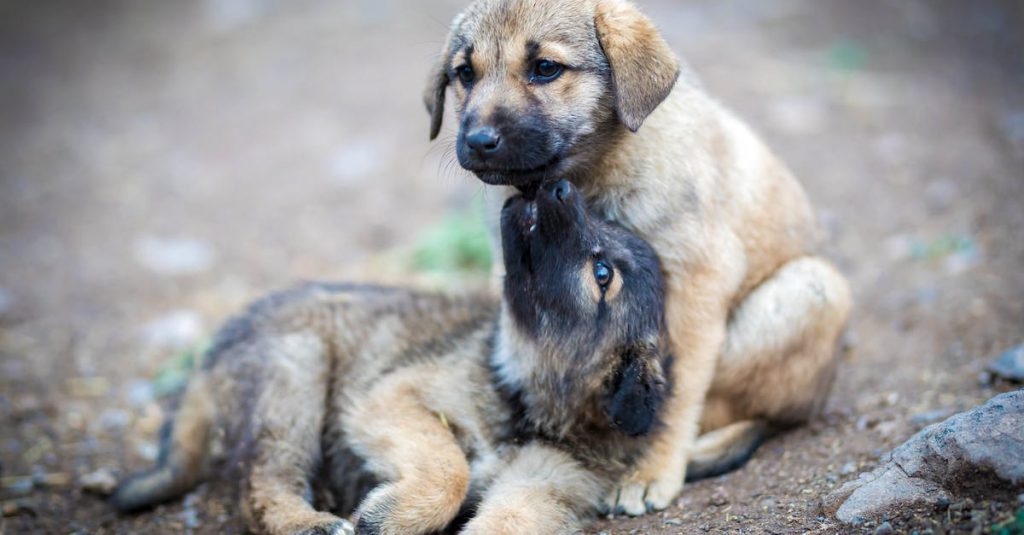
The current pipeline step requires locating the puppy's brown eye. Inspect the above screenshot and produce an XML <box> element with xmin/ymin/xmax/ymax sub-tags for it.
<box><xmin>532</xmin><ymin>60</ymin><xmax>563</xmax><ymax>82</ymax></box>
<box><xmin>456</xmin><ymin>65</ymin><xmax>475</xmax><ymax>84</ymax></box>
<box><xmin>594</xmin><ymin>261</ymin><xmax>613</xmax><ymax>289</ymax></box>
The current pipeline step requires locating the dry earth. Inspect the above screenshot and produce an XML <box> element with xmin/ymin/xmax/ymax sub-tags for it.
<box><xmin>1</xmin><ymin>1</ymin><xmax>1022</xmax><ymax>533</ymax></box>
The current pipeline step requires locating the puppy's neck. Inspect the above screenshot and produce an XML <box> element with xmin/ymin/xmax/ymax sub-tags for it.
<box><xmin>488</xmin><ymin>303</ymin><xmax>606</xmax><ymax>439</ymax></box>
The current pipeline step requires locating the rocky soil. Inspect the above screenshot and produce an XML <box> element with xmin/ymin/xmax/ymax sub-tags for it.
<box><xmin>2</xmin><ymin>1</ymin><xmax>1023</xmax><ymax>533</ymax></box>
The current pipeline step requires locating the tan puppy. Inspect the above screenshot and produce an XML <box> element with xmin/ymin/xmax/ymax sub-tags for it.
<box><xmin>425</xmin><ymin>0</ymin><xmax>853</xmax><ymax>515</ymax></box>
<box><xmin>112</xmin><ymin>181</ymin><xmax>674</xmax><ymax>534</ymax></box>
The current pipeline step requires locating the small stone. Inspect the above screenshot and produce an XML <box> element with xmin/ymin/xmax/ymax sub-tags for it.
<box><xmin>882</xmin><ymin>392</ymin><xmax>900</xmax><ymax>407</ymax></box>
<box><xmin>840</xmin><ymin>462</ymin><xmax>858</xmax><ymax>475</ymax></box>
<box><xmin>142</xmin><ymin>310</ymin><xmax>203</xmax><ymax>350</ymax></box>
<box><xmin>856</xmin><ymin>415</ymin><xmax>877</xmax><ymax>431</ymax></box>
<box><xmin>987</xmin><ymin>345</ymin><xmax>1024</xmax><ymax>382</ymax></box>
<box><xmin>80</xmin><ymin>468</ymin><xmax>118</xmax><ymax>495</ymax></box>
<box><xmin>2</xmin><ymin>498</ymin><xmax>34</xmax><ymax>517</ymax></box>
<box><xmin>910</xmin><ymin>408</ymin><xmax>954</xmax><ymax>426</ymax></box>
<box><xmin>137</xmin><ymin>441</ymin><xmax>159</xmax><ymax>462</ymax></box>
<box><xmin>0</xmin><ymin>287</ymin><xmax>13</xmax><ymax>317</ymax></box>
<box><xmin>124</xmin><ymin>380</ymin><xmax>155</xmax><ymax>408</ymax></box>
<box><xmin>709</xmin><ymin>488</ymin><xmax>729</xmax><ymax>506</ymax></box>
<box><xmin>100</xmin><ymin>409</ymin><xmax>132</xmax><ymax>431</ymax></box>
<box><xmin>875</xmin><ymin>420</ymin><xmax>900</xmax><ymax>438</ymax></box>
<box><xmin>134</xmin><ymin>235</ymin><xmax>216</xmax><ymax>276</ymax></box>
<box><xmin>874</xmin><ymin>521</ymin><xmax>894</xmax><ymax>535</ymax></box>
<box><xmin>2</xmin><ymin>476</ymin><xmax>33</xmax><ymax>496</ymax></box>
<box><xmin>664</xmin><ymin>518</ymin><xmax>683</xmax><ymax>526</ymax></box>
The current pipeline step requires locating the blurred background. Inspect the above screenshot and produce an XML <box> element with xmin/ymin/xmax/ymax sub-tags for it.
<box><xmin>0</xmin><ymin>0</ymin><xmax>1022</xmax><ymax>533</ymax></box>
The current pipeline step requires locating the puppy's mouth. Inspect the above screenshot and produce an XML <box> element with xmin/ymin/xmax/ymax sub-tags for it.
<box><xmin>472</xmin><ymin>155</ymin><xmax>563</xmax><ymax>187</ymax></box>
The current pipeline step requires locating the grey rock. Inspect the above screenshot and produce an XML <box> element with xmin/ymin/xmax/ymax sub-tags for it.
<box><xmin>988</xmin><ymin>345</ymin><xmax>1024</xmax><ymax>382</ymax></box>
<box><xmin>840</xmin><ymin>462</ymin><xmax>858</xmax><ymax>475</ymax></box>
<box><xmin>826</xmin><ymin>390</ymin><xmax>1024</xmax><ymax>524</ymax></box>
<box><xmin>874</xmin><ymin>521</ymin><xmax>894</xmax><ymax>535</ymax></box>
<box><xmin>80</xmin><ymin>468</ymin><xmax>118</xmax><ymax>495</ymax></box>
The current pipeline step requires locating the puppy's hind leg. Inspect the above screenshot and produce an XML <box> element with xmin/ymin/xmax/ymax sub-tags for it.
<box><xmin>694</xmin><ymin>256</ymin><xmax>852</xmax><ymax>479</ymax></box>
<box><xmin>345</xmin><ymin>370</ymin><xmax>470</xmax><ymax>535</ymax></box>
<box><xmin>240</xmin><ymin>335</ymin><xmax>352</xmax><ymax>535</ymax></box>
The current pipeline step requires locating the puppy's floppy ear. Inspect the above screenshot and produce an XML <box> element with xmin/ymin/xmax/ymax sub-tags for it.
<box><xmin>594</xmin><ymin>0</ymin><xmax>680</xmax><ymax>132</ymax></box>
<box><xmin>605</xmin><ymin>343</ymin><xmax>667</xmax><ymax>437</ymax></box>
<box><xmin>424</xmin><ymin>14</ymin><xmax>464</xmax><ymax>140</ymax></box>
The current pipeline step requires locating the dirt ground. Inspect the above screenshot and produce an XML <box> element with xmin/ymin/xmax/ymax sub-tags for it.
<box><xmin>1</xmin><ymin>1</ymin><xmax>1022</xmax><ymax>533</ymax></box>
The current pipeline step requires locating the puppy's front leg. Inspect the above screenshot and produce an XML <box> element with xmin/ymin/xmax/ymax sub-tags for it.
<box><xmin>608</xmin><ymin>261</ymin><xmax>735</xmax><ymax>515</ymax></box>
<box><xmin>461</xmin><ymin>444</ymin><xmax>604</xmax><ymax>535</ymax></box>
<box><xmin>345</xmin><ymin>371</ymin><xmax>470</xmax><ymax>535</ymax></box>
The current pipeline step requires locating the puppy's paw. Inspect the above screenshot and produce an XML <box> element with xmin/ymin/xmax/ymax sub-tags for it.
<box><xmin>602</xmin><ymin>471</ymin><xmax>683</xmax><ymax>516</ymax></box>
<box><xmin>295</xmin><ymin>517</ymin><xmax>355</xmax><ymax>535</ymax></box>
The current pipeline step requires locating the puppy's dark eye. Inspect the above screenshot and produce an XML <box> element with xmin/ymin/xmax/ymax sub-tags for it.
<box><xmin>531</xmin><ymin>60</ymin><xmax>563</xmax><ymax>82</ymax></box>
<box><xmin>594</xmin><ymin>261</ymin><xmax>613</xmax><ymax>289</ymax></box>
<box><xmin>455</xmin><ymin>65</ymin><xmax>475</xmax><ymax>85</ymax></box>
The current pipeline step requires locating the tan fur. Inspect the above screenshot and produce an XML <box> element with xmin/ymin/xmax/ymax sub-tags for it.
<box><xmin>427</xmin><ymin>0</ymin><xmax>852</xmax><ymax>515</ymax></box>
<box><xmin>114</xmin><ymin>199</ymin><xmax>670</xmax><ymax>535</ymax></box>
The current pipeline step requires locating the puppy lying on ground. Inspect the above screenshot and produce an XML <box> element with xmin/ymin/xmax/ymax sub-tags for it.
<box><xmin>113</xmin><ymin>180</ymin><xmax>673</xmax><ymax>535</ymax></box>
<box><xmin>425</xmin><ymin>0</ymin><xmax>853</xmax><ymax>514</ymax></box>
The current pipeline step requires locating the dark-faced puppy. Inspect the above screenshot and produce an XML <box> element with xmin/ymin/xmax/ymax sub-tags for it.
<box><xmin>113</xmin><ymin>180</ymin><xmax>671</xmax><ymax>535</ymax></box>
<box><xmin>496</xmin><ymin>180</ymin><xmax>667</xmax><ymax>441</ymax></box>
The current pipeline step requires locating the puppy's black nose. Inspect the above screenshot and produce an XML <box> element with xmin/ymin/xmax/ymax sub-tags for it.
<box><xmin>552</xmin><ymin>179</ymin><xmax>573</xmax><ymax>203</ymax></box>
<box><xmin>465</xmin><ymin>127</ymin><xmax>501</xmax><ymax>155</ymax></box>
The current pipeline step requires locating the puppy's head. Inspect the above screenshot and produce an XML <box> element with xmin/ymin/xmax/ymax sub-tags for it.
<box><xmin>426</xmin><ymin>0</ymin><xmax>679</xmax><ymax>187</ymax></box>
<box><xmin>500</xmin><ymin>180</ymin><xmax>668</xmax><ymax>436</ymax></box>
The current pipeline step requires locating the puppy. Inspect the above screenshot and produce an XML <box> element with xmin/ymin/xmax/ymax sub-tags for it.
<box><xmin>113</xmin><ymin>180</ymin><xmax>671</xmax><ymax>535</ymax></box>
<box><xmin>425</xmin><ymin>0</ymin><xmax>853</xmax><ymax>515</ymax></box>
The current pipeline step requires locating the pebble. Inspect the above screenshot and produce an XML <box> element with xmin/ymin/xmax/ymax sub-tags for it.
<box><xmin>137</xmin><ymin>441</ymin><xmax>159</xmax><ymax>462</ymax></box>
<box><xmin>142</xmin><ymin>310</ymin><xmax>203</xmax><ymax>350</ymax></box>
<box><xmin>124</xmin><ymin>379</ymin><xmax>156</xmax><ymax>408</ymax></box>
<box><xmin>2</xmin><ymin>498</ymin><xmax>34</xmax><ymax>517</ymax></box>
<box><xmin>664</xmin><ymin>518</ymin><xmax>683</xmax><ymax>526</ymax></box>
<box><xmin>0</xmin><ymin>287</ymin><xmax>13</xmax><ymax>317</ymax></box>
<box><xmin>874</xmin><ymin>521</ymin><xmax>894</xmax><ymax>535</ymax></box>
<box><xmin>840</xmin><ymin>462</ymin><xmax>858</xmax><ymax>475</ymax></box>
<box><xmin>100</xmin><ymin>409</ymin><xmax>132</xmax><ymax>431</ymax></box>
<box><xmin>709</xmin><ymin>487</ymin><xmax>730</xmax><ymax>506</ymax></box>
<box><xmin>855</xmin><ymin>415</ymin><xmax>877</xmax><ymax>431</ymax></box>
<box><xmin>987</xmin><ymin>345</ymin><xmax>1024</xmax><ymax>382</ymax></box>
<box><xmin>80</xmin><ymin>468</ymin><xmax>118</xmax><ymax>495</ymax></box>
<box><xmin>134</xmin><ymin>235</ymin><xmax>215</xmax><ymax>276</ymax></box>
<box><xmin>910</xmin><ymin>408</ymin><xmax>954</xmax><ymax>426</ymax></box>
<box><xmin>874</xmin><ymin>420</ymin><xmax>900</xmax><ymax>437</ymax></box>
<box><xmin>2</xmin><ymin>476</ymin><xmax>33</xmax><ymax>496</ymax></box>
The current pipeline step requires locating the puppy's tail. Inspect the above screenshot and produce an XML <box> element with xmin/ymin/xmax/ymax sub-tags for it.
<box><xmin>685</xmin><ymin>420</ymin><xmax>774</xmax><ymax>482</ymax></box>
<box><xmin>111</xmin><ymin>375</ymin><xmax>216</xmax><ymax>512</ymax></box>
